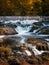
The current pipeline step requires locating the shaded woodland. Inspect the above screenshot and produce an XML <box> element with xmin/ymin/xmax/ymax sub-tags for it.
<box><xmin>0</xmin><ymin>0</ymin><xmax>49</xmax><ymax>16</ymax></box>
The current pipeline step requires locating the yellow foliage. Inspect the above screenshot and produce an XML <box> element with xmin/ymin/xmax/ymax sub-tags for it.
<box><xmin>0</xmin><ymin>46</ymin><xmax>11</xmax><ymax>52</ymax></box>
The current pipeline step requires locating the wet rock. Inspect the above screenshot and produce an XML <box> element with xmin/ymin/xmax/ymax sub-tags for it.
<box><xmin>0</xmin><ymin>27</ymin><xmax>17</xmax><ymax>35</ymax></box>
<box><xmin>41</xmin><ymin>52</ymin><xmax>49</xmax><ymax>61</ymax></box>
<box><xmin>27</xmin><ymin>37</ymin><xmax>49</xmax><ymax>51</ymax></box>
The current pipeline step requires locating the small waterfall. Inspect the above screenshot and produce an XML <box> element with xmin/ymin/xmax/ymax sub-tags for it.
<box><xmin>15</xmin><ymin>19</ymin><xmax>38</xmax><ymax>34</ymax></box>
<box><xmin>15</xmin><ymin>25</ymin><xmax>32</xmax><ymax>34</ymax></box>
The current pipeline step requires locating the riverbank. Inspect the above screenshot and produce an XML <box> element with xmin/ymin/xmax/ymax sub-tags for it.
<box><xmin>0</xmin><ymin>36</ymin><xmax>49</xmax><ymax>65</ymax></box>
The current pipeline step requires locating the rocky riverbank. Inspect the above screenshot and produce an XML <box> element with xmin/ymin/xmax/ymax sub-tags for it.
<box><xmin>0</xmin><ymin>37</ymin><xmax>49</xmax><ymax>65</ymax></box>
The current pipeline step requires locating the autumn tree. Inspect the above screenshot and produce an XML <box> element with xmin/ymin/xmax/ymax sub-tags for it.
<box><xmin>42</xmin><ymin>0</ymin><xmax>49</xmax><ymax>16</ymax></box>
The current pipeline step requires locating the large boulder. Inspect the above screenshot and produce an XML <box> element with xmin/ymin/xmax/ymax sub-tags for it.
<box><xmin>0</xmin><ymin>27</ymin><xmax>17</xmax><ymax>35</ymax></box>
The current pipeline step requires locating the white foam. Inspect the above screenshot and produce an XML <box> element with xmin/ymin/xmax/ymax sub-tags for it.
<box><xmin>25</xmin><ymin>50</ymin><xmax>32</xmax><ymax>56</ymax></box>
<box><xmin>32</xmin><ymin>46</ymin><xmax>44</xmax><ymax>55</ymax></box>
<box><xmin>15</xmin><ymin>26</ymin><xmax>32</xmax><ymax>34</ymax></box>
<box><xmin>0</xmin><ymin>35</ymin><xmax>5</xmax><ymax>38</ymax></box>
<box><xmin>21</xmin><ymin>20</ymin><xmax>38</xmax><ymax>25</ymax></box>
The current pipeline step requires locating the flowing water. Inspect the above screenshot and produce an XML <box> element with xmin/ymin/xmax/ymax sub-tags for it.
<box><xmin>0</xmin><ymin>17</ymin><xmax>49</xmax><ymax>55</ymax></box>
<box><xmin>0</xmin><ymin>17</ymin><xmax>49</xmax><ymax>45</ymax></box>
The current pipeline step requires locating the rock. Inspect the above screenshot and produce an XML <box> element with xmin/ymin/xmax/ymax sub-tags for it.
<box><xmin>41</xmin><ymin>52</ymin><xmax>49</xmax><ymax>61</ymax></box>
<box><xmin>37</xmin><ymin>26</ymin><xmax>49</xmax><ymax>34</ymax></box>
<box><xmin>0</xmin><ymin>37</ymin><xmax>49</xmax><ymax>65</ymax></box>
<box><xmin>27</xmin><ymin>37</ymin><xmax>47</xmax><ymax>46</ymax></box>
<box><xmin>29</xmin><ymin>22</ymin><xmax>43</xmax><ymax>32</ymax></box>
<box><xmin>27</xmin><ymin>37</ymin><xmax>49</xmax><ymax>51</ymax></box>
<box><xmin>0</xmin><ymin>61</ymin><xmax>9</xmax><ymax>65</ymax></box>
<box><xmin>33</xmin><ymin>22</ymin><xmax>43</xmax><ymax>27</ymax></box>
<box><xmin>0</xmin><ymin>38</ymin><xmax>6</xmax><ymax>43</ymax></box>
<box><xmin>0</xmin><ymin>27</ymin><xmax>18</xmax><ymax>35</ymax></box>
<box><xmin>29</xmin><ymin>26</ymin><xmax>38</xmax><ymax>32</ymax></box>
<box><xmin>0</xmin><ymin>38</ymin><xmax>17</xmax><ymax>47</ymax></box>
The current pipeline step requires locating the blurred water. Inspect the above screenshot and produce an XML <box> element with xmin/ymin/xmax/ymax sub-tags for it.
<box><xmin>0</xmin><ymin>18</ymin><xmax>49</xmax><ymax>45</ymax></box>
